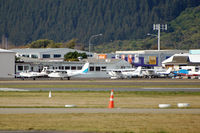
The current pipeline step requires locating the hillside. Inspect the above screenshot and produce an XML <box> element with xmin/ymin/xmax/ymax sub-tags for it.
<box><xmin>94</xmin><ymin>5</ymin><xmax>200</xmax><ymax>52</ymax></box>
<box><xmin>0</xmin><ymin>0</ymin><xmax>199</xmax><ymax>48</ymax></box>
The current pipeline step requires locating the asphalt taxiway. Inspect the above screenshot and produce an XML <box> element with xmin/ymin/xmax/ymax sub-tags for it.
<box><xmin>1</xmin><ymin>87</ymin><xmax>200</xmax><ymax>92</ymax></box>
<box><xmin>0</xmin><ymin>108</ymin><xmax>200</xmax><ymax>114</ymax></box>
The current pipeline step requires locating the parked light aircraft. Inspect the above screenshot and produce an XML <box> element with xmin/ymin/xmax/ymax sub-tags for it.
<box><xmin>107</xmin><ymin>67</ymin><xmax>142</xmax><ymax>79</ymax></box>
<box><xmin>121</xmin><ymin>66</ymin><xmax>142</xmax><ymax>78</ymax></box>
<box><xmin>153</xmin><ymin>67</ymin><xmax>173</xmax><ymax>78</ymax></box>
<box><xmin>173</xmin><ymin>69</ymin><xmax>200</xmax><ymax>78</ymax></box>
<box><xmin>106</xmin><ymin>68</ymin><xmax>137</xmax><ymax>79</ymax></box>
<box><xmin>141</xmin><ymin>67</ymin><xmax>172</xmax><ymax>78</ymax></box>
<box><xmin>107</xmin><ymin>66</ymin><xmax>173</xmax><ymax>79</ymax></box>
<box><xmin>16</xmin><ymin>67</ymin><xmax>49</xmax><ymax>80</ymax></box>
<box><xmin>48</xmin><ymin>62</ymin><xmax>89</xmax><ymax>80</ymax></box>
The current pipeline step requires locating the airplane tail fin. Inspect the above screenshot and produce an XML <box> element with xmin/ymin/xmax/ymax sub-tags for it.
<box><xmin>81</xmin><ymin>62</ymin><xmax>89</xmax><ymax>74</ymax></box>
<box><xmin>135</xmin><ymin>66</ymin><xmax>142</xmax><ymax>73</ymax></box>
<box><xmin>166</xmin><ymin>67</ymin><xmax>172</xmax><ymax>74</ymax></box>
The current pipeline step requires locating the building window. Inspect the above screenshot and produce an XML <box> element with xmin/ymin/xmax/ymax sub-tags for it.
<box><xmin>121</xmin><ymin>66</ymin><xmax>125</xmax><ymax>69</ymax></box>
<box><xmin>71</xmin><ymin>66</ymin><xmax>76</xmax><ymax>70</ymax></box>
<box><xmin>54</xmin><ymin>54</ymin><xmax>61</xmax><ymax>58</ymax></box>
<box><xmin>42</xmin><ymin>54</ymin><xmax>50</xmax><ymax>58</ymax></box>
<box><xmin>31</xmin><ymin>55</ymin><xmax>38</xmax><ymax>58</ymax></box>
<box><xmin>96</xmin><ymin>67</ymin><xmax>101</xmax><ymax>71</ymax></box>
<box><xmin>59</xmin><ymin>66</ymin><xmax>64</xmax><ymax>70</ymax></box>
<box><xmin>18</xmin><ymin>66</ymin><xmax>23</xmax><ymax>71</ymax></box>
<box><xmin>90</xmin><ymin>67</ymin><xmax>94</xmax><ymax>71</ymax></box>
<box><xmin>65</xmin><ymin>66</ymin><xmax>70</xmax><ymax>70</ymax></box>
<box><xmin>77</xmin><ymin>66</ymin><xmax>82</xmax><ymax>70</ymax></box>
<box><xmin>24</xmin><ymin>66</ymin><xmax>29</xmax><ymax>71</ymax></box>
<box><xmin>22</xmin><ymin>54</ymin><xmax>29</xmax><ymax>58</ymax></box>
<box><xmin>101</xmin><ymin>66</ymin><xmax>106</xmax><ymax>71</ymax></box>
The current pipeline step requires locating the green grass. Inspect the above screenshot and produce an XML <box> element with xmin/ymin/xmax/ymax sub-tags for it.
<box><xmin>0</xmin><ymin>91</ymin><xmax>200</xmax><ymax>109</ymax></box>
<box><xmin>0</xmin><ymin>91</ymin><xmax>200</xmax><ymax>132</ymax></box>
<box><xmin>0</xmin><ymin>113</ymin><xmax>199</xmax><ymax>133</ymax></box>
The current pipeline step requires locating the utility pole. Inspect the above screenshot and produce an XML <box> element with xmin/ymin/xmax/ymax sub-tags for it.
<box><xmin>89</xmin><ymin>33</ymin><xmax>102</xmax><ymax>53</ymax></box>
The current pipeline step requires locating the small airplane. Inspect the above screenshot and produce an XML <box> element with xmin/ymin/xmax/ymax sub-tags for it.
<box><xmin>154</xmin><ymin>67</ymin><xmax>173</xmax><ymax>77</ymax></box>
<box><xmin>107</xmin><ymin>70</ymin><xmax>124</xmax><ymax>79</ymax></box>
<box><xmin>141</xmin><ymin>67</ymin><xmax>172</xmax><ymax>78</ymax></box>
<box><xmin>16</xmin><ymin>67</ymin><xmax>49</xmax><ymax>80</ymax></box>
<box><xmin>173</xmin><ymin>69</ymin><xmax>200</xmax><ymax>78</ymax></box>
<box><xmin>48</xmin><ymin>62</ymin><xmax>89</xmax><ymax>80</ymax></box>
<box><xmin>106</xmin><ymin>67</ymin><xmax>142</xmax><ymax>79</ymax></box>
<box><xmin>121</xmin><ymin>66</ymin><xmax>142</xmax><ymax>78</ymax></box>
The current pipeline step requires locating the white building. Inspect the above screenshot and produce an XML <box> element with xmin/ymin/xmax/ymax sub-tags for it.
<box><xmin>0</xmin><ymin>49</ymin><xmax>16</xmax><ymax>78</ymax></box>
<box><xmin>162</xmin><ymin>49</ymin><xmax>200</xmax><ymax>71</ymax></box>
<box><xmin>11</xmin><ymin>48</ymin><xmax>93</xmax><ymax>59</ymax></box>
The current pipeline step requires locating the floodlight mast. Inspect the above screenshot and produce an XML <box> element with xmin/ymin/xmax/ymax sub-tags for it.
<box><xmin>153</xmin><ymin>24</ymin><xmax>167</xmax><ymax>66</ymax></box>
<box><xmin>153</xmin><ymin>24</ymin><xmax>167</xmax><ymax>51</ymax></box>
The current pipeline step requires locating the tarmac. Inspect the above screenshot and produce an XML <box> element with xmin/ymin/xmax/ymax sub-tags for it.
<box><xmin>0</xmin><ymin>108</ymin><xmax>200</xmax><ymax>114</ymax></box>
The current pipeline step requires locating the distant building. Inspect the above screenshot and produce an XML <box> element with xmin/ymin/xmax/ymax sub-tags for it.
<box><xmin>11</xmin><ymin>48</ymin><xmax>93</xmax><ymax>59</ymax></box>
<box><xmin>0</xmin><ymin>49</ymin><xmax>15</xmax><ymax>78</ymax></box>
<box><xmin>115</xmin><ymin>50</ymin><xmax>188</xmax><ymax>67</ymax></box>
<box><xmin>162</xmin><ymin>50</ymin><xmax>200</xmax><ymax>71</ymax></box>
<box><xmin>15</xmin><ymin>57</ymin><xmax>132</xmax><ymax>78</ymax></box>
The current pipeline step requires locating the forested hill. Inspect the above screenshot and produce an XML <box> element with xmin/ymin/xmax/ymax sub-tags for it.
<box><xmin>0</xmin><ymin>0</ymin><xmax>200</xmax><ymax>48</ymax></box>
<box><xmin>95</xmin><ymin>5</ymin><xmax>200</xmax><ymax>52</ymax></box>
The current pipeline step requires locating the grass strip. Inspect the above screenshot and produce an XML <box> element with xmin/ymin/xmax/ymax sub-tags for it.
<box><xmin>0</xmin><ymin>113</ymin><xmax>199</xmax><ymax>133</ymax></box>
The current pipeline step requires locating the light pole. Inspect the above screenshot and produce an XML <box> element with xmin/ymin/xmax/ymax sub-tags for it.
<box><xmin>89</xmin><ymin>33</ymin><xmax>102</xmax><ymax>53</ymax></box>
<box><xmin>153</xmin><ymin>24</ymin><xmax>167</xmax><ymax>51</ymax></box>
<box><xmin>148</xmin><ymin>24</ymin><xmax>167</xmax><ymax>66</ymax></box>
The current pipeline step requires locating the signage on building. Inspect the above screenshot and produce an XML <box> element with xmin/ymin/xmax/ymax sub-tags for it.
<box><xmin>121</xmin><ymin>55</ymin><xmax>125</xmax><ymax>60</ymax></box>
<box><xmin>134</xmin><ymin>54</ymin><xmax>139</xmax><ymax>63</ymax></box>
<box><xmin>149</xmin><ymin>56</ymin><xmax>157</xmax><ymax>65</ymax></box>
<box><xmin>128</xmin><ymin>55</ymin><xmax>132</xmax><ymax>64</ymax></box>
<box><xmin>98</xmin><ymin>54</ymin><xmax>107</xmax><ymax>59</ymax></box>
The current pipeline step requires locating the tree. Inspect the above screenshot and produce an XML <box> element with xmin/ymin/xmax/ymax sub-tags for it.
<box><xmin>64</xmin><ymin>51</ymin><xmax>87</xmax><ymax>61</ymax></box>
<box><xmin>63</xmin><ymin>38</ymin><xmax>78</xmax><ymax>49</ymax></box>
<box><xmin>27</xmin><ymin>39</ymin><xmax>54</xmax><ymax>48</ymax></box>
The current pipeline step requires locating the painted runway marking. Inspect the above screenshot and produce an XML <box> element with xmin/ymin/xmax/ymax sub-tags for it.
<box><xmin>0</xmin><ymin>88</ymin><xmax>29</xmax><ymax>91</ymax></box>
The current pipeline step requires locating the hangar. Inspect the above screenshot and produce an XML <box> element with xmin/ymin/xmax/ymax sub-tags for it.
<box><xmin>0</xmin><ymin>49</ymin><xmax>15</xmax><ymax>78</ymax></box>
<box><xmin>162</xmin><ymin>50</ymin><xmax>200</xmax><ymax>71</ymax></box>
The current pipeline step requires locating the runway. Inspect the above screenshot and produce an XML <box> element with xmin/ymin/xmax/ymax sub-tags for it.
<box><xmin>1</xmin><ymin>79</ymin><xmax>200</xmax><ymax>92</ymax></box>
<box><xmin>0</xmin><ymin>108</ymin><xmax>200</xmax><ymax>114</ymax></box>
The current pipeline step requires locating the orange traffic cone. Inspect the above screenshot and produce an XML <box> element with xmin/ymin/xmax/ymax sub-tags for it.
<box><xmin>108</xmin><ymin>89</ymin><xmax>114</xmax><ymax>108</ymax></box>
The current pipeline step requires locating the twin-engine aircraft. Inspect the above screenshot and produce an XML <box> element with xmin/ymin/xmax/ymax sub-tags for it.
<box><xmin>48</xmin><ymin>62</ymin><xmax>89</xmax><ymax>80</ymax></box>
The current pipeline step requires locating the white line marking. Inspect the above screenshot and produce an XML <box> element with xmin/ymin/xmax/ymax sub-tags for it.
<box><xmin>0</xmin><ymin>88</ymin><xmax>29</xmax><ymax>91</ymax></box>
